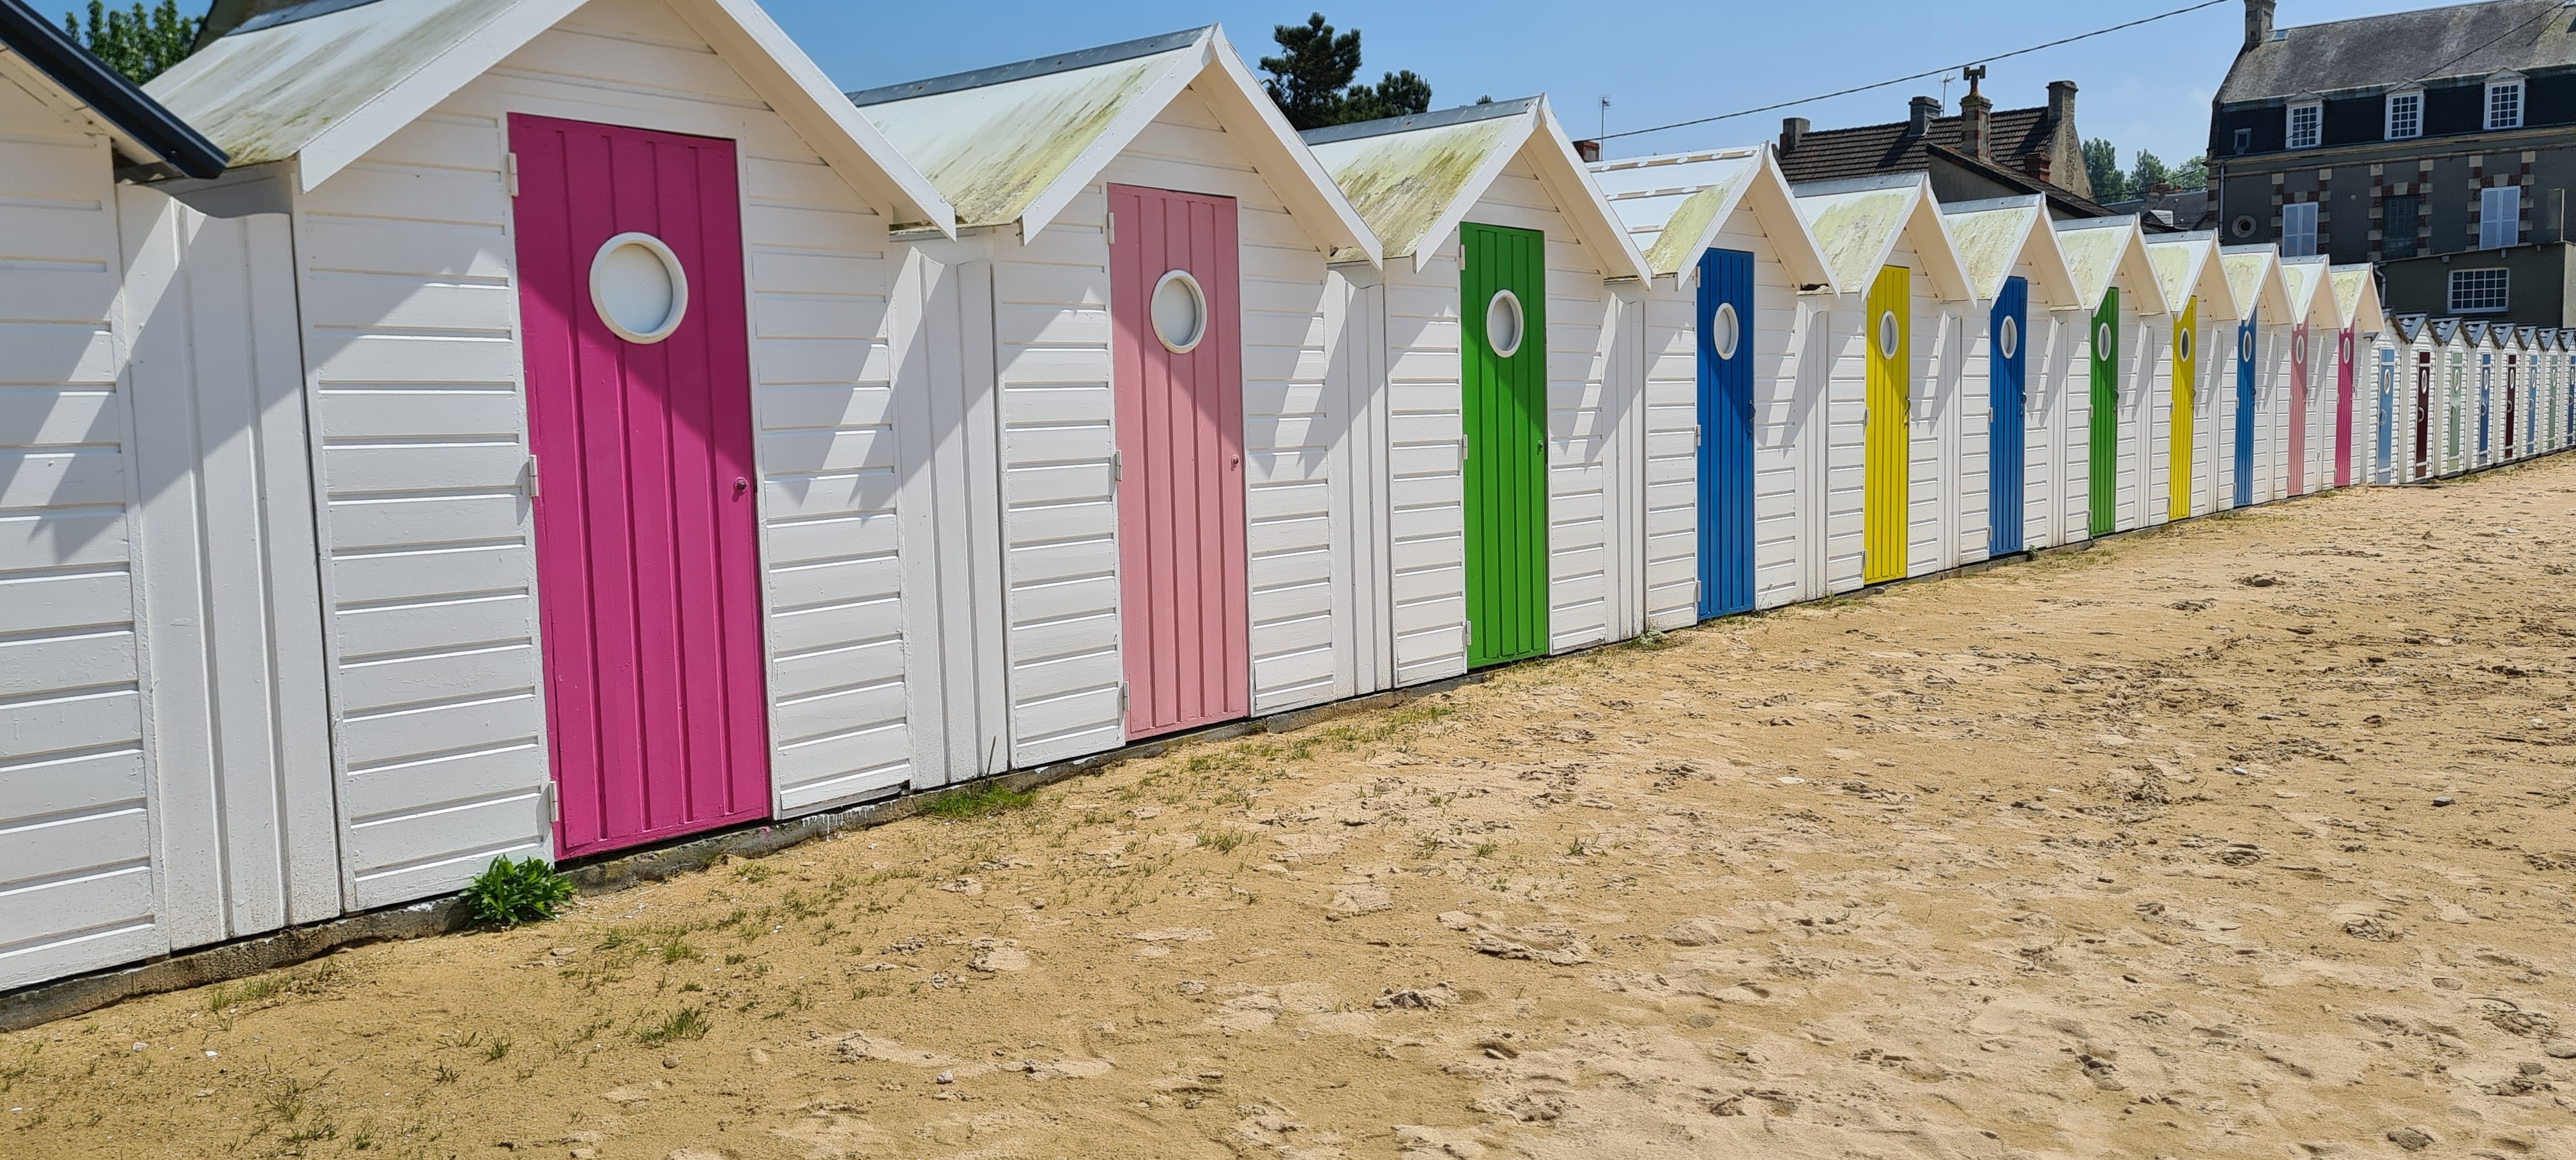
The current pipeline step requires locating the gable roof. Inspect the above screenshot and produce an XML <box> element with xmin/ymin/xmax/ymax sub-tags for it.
<box><xmin>2143</xmin><ymin>231</ymin><xmax>2241</xmax><ymax>320</ymax></box>
<box><xmin>855</xmin><ymin>26</ymin><xmax>1371</xmax><ymax>258</ymax></box>
<box><xmin>1586</xmin><ymin>144</ymin><xmax>1834</xmax><ymax>289</ymax></box>
<box><xmin>2051</xmin><ymin>215</ymin><xmax>2168</xmax><ymax>315</ymax></box>
<box><xmin>2329</xmin><ymin>265</ymin><xmax>2387</xmax><ymax>335</ymax></box>
<box><xmin>1779</xmin><ymin>103</ymin><xmax>2056</xmax><ymax>185</ymax></box>
<box><xmin>2394</xmin><ymin>314</ymin><xmax>2427</xmax><ymax>344</ymax></box>
<box><xmin>1303</xmin><ymin>96</ymin><xmax>1640</xmax><ymax>279</ymax></box>
<box><xmin>2218</xmin><ymin>244</ymin><xmax>2294</xmax><ymax>321</ymax></box>
<box><xmin>2432</xmin><ymin>317</ymin><xmax>2462</xmax><ymax>344</ymax></box>
<box><xmin>1788</xmin><ymin>172</ymin><xmax>1972</xmax><ymax>300</ymax></box>
<box><xmin>148</xmin><ymin>0</ymin><xmax>951</xmax><ymax>228</ymax></box>
<box><xmin>1939</xmin><ymin>195</ymin><xmax>2080</xmax><ymax>308</ymax></box>
<box><xmin>2217</xmin><ymin>0</ymin><xmax>2576</xmax><ymax>105</ymax></box>
<box><xmin>2280</xmin><ymin>256</ymin><xmax>2337</xmax><ymax>326</ymax></box>
<box><xmin>0</xmin><ymin>0</ymin><xmax>224</xmax><ymax>176</ymax></box>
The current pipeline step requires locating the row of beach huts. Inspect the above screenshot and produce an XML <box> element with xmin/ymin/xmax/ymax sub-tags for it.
<box><xmin>1</xmin><ymin>0</ymin><xmax>2566</xmax><ymax>994</ymax></box>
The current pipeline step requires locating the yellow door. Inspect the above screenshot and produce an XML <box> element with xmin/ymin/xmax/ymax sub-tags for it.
<box><xmin>1864</xmin><ymin>266</ymin><xmax>1909</xmax><ymax>584</ymax></box>
<box><xmin>2168</xmin><ymin>298</ymin><xmax>2196</xmax><ymax>521</ymax></box>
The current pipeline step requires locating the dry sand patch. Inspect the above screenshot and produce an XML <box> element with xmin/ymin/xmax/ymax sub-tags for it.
<box><xmin>6</xmin><ymin>461</ymin><xmax>2576</xmax><ymax>1159</ymax></box>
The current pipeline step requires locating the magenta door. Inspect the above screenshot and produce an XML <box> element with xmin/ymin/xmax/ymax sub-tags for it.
<box><xmin>2288</xmin><ymin>323</ymin><xmax>2308</xmax><ymax>496</ymax></box>
<box><xmin>510</xmin><ymin>114</ymin><xmax>769</xmax><ymax>857</ymax></box>
<box><xmin>1108</xmin><ymin>183</ymin><xmax>1248</xmax><ymax>739</ymax></box>
<box><xmin>2334</xmin><ymin>328</ymin><xmax>2356</xmax><ymax>486</ymax></box>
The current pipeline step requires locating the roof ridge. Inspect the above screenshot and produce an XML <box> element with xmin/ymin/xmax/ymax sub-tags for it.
<box><xmin>847</xmin><ymin>26</ymin><xmax>1209</xmax><ymax>106</ymax></box>
<box><xmin>1299</xmin><ymin>96</ymin><xmax>1539</xmax><ymax>146</ymax></box>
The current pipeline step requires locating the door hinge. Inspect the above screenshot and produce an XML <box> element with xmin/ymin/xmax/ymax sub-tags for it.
<box><xmin>1106</xmin><ymin>211</ymin><xmax>1114</xmax><ymax>244</ymax></box>
<box><xmin>1458</xmin><ymin>435</ymin><xmax>1468</xmax><ymax>462</ymax></box>
<box><xmin>1463</xmin><ymin>621</ymin><xmax>1472</xmax><ymax>650</ymax></box>
<box><xmin>1693</xmin><ymin>424</ymin><xmax>1703</xmax><ymax>448</ymax></box>
<box><xmin>506</xmin><ymin>151</ymin><xmax>519</xmax><ymax>198</ymax></box>
<box><xmin>1117</xmin><ymin>681</ymin><xmax>1130</xmax><ymax>714</ymax></box>
<box><xmin>523</xmin><ymin>454</ymin><xmax>540</xmax><ymax>498</ymax></box>
<box><xmin>544</xmin><ymin>782</ymin><xmax>559</xmax><ymax>824</ymax></box>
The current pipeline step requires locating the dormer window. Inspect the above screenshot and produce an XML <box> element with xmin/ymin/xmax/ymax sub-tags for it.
<box><xmin>2287</xmin><ymin>100</ymin><xmax>2322</xmax><ymax>149</ymax></box>
<box><xmin>2487</xmin><ymin>74</ymin><xmax>2524</xmax><ymax>130</ymax></box>
<box><xmin>2386</xmin><ymin>88</ymin><xmax>2422</xmax><ymax>140</ymax></box>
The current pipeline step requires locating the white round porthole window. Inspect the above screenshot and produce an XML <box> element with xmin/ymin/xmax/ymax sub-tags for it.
<box><xmin>2294</xmin><ymin>338</ymin><xmax>2307</xmax><ymax>365</ymax></box>
<box><xmin>1998</xmin><ymin>316</ymin><xmax>2020</xmax><ymax>360</ymax></box>
<box><xmin>1877</xmin><ymin>311</ymin><xmax>1899</xmax><ymax>359</ymax></box>
<box><xmin>590</xmin><ymin>232</ymin><xmax>688</xmax><ymax>344</ymax></box>
<box><xmin>1486</xmin><ymin>289</ymin><xmax>1524</xmax><ymax>358</ymax></box>
<box><xmin>2096</xmin><ymin>321</ymin><xmax>2113</xmax><ymax>353</ymax></box>
<box><xmin>1151</xmin><ymin>270</ymin><xmax>1208</xmax><ymax>353</ymax></box>
<box><xmin>1710</xmin><ymin>302</ymin><xmax>1740</xmax><ymax>360</ymax></box>
<box><xmin>2179</xmin><ymin>328</ymin><xmax>2193</xmax><ymax>361</ymax></box>
<box><xmin>2239</xmin><ymin>328</ymin><xmax>2254</xmax><ymax>361</ymax></box>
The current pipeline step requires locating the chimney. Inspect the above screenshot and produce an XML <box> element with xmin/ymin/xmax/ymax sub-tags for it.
<box><xmin>1958</xmin><ymin>66</ymin><xmax>1992</xmax><ymax>161</ymax></box>
<box><xmin>1907</xmin><ymin>95</ymin><xmax>1940</xmax><ymax>137</ymax></box>
<box><xmin>1779</xmin><ymin>116</ymin><xmax>1808</xmax><ymax>156</ymax></box>
<box><xmin>1571</xmin><ymin>139</ymin><xmax>1603</xmax><ymax>163</ymax></box>
<box><xmin>2047</xmin><ymin>80</ymin><xmax>2076</xmax><ymax>129</ymax></box>
<box><xmin>2244</xmin><ymin>0</ymin><xmax>2276</xmax><ymax>52</ymax></box>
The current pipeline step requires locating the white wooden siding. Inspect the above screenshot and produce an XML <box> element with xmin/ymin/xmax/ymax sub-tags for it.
<box><xmin>1327</xmin><ymin>268</ymin><xmax>1393</xmax><ymax>694</ymax></box>
<box><xmin>293</xmin><ymin>0</ymin><xmax>933</xmax><ymax>904</ymax></box>
<box><xmin>1383</xmin><ymin>256</ymin><xmax>1466</xmax><ymax>685</ymax></box>
<box><xmin>1902</xmin><ymin>268</ymin><xmax>1963</xmax><ymax>577</ymax></box>
<box><xmin>0</xmin><ymin>82</ymin><xmax>165</xmax><ymax>990</ymax></box>
<box><xmin>990</xmin><ymin>84</ymin><xmax>1345</xmax><ymax>766</ymax></box>
<box><xmin>118</xmin><ymin>185</ymin><xmax>339</xmax><ymax>949</ymax></box>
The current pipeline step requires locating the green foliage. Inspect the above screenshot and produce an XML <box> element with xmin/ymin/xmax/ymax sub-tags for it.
<box><xmin>923</xmin><ymin>781</ymin><xmax>1036</xmax><ymax>820</ymax></box>
<box><xmin>1257</xmin><ymin>13</ymin><xmax>1433</xmax><ymax>131</ymax></box>
<box><xmin>61</xmin><ymin>1</ymin><xmax>197</xmax><ymax>84</ymax></box>
<box><xmin>2085</xmin><ymin>138</ymin><xmax>2211</xmax><ymax>204</ymax></box>
<box><xmin>2083</xmin><ymin>137</ymin><xmax>2127</xmax><ymax>202</ymax></box>
<box><xmin>461</xmin><ymin>856</ymin><xmax>576</xmax><ymax>927</ymax></box>
<box><xmin>634</xmin><ymin>1006</ymin><xmax>709</xmax><ymax>1046</ymax></box>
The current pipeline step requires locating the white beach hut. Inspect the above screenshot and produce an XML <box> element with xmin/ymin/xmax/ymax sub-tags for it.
<box><xmin>148</xmin><ymin>0</ymin><xmax>963</xmax><ymax>898</ymax></box>
<box><xmin>2216</xmin><ymin>245</ymin><xmax>2292</xmax><ymax>508</ymax></box>
<box><xmin>1938</xmin><ymin>195</ymin><xmax>2081</xmax><ymax>557</ymax></box>
<box><xmin>2050</xmin><ymin>216</ymin><xmax>2168</xmax><ymax>537</ymax></box>
<box><xmin>2275</xmin><ymin>256</ymin><xmax>2335</xmax><ymax>496</ymax></box>
<box><xmin>1301</xmin><ymin>97</ymin><xmax>1650</xmax><ymax>681</ymax></box>
<box><xmin>2433</xmin><ymin>318</ymin><xmax>2472</xmax><ymax>477</ymax></box>
<box><xmin>2465</xmin><ymin>320</ymin><xmax>2499</xmax><ymax>469</ymax></box>
<box><xmin>1788</xmin><ymin>174</ymin><xmax>1974</xmax><ymax>586</ymax></box>
<box><xmin>2326</xmin><ymin>264</ymin><xmax>2385</xmax><ymax>486</ymax></box>
<box><xmin>848</xmin><ymin>27</ymin><xmax>1381</xmax><ymax>761</ymax></box>
<box><xmin>1586</xmin><ymin>145</ymin><xmax>1837</xmax><ymax>624</ymax></box>
<box><xmin>0</xmin><ymin>3</ymin><xmax>350</xmax><ymax>991</ymax></box>
<box><xmin>2386</xmin><ymin>316</ymin><xmax>2429</xmax><ymax>483</ymax></box>
<box><xmin>2143</xmin><ymin>231</ymin><xmax>2241</xmax><ymax>521</ymax></box>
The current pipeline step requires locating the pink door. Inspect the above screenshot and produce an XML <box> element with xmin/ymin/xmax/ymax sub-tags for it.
<box><xmin>1108</xmin><ymin>183</ymin><xmax>1248</xmax><ymax>739</ymax></box>
<box><xmin>510</xmin><ymin>114</ymin><xmax>769</xmax><ymax>857</ymax></box>
<box><xmin>2288</xmin><ymin>323</ymin><xmax>2308</xmax><ymax>496</ymax></box>
<box><xmin>2334</xmin><ymin>328</ymin><xmax>2355</xmax><ymax>487</ymax></box>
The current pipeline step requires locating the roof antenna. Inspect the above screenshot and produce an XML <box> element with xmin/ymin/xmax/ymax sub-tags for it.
<box><xmin>1599</xmin><ymin>95</ymin><xmax>1611</xmax><ymax>140</ymax></box>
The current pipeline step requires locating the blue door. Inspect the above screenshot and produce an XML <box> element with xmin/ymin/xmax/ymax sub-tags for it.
<box><xmin>1696</xmin><ymin>248</ymin><xmax>1756</xmax><ymax>619</ymax></box>
<box><xmin>2234</xmin><ymin>315</ymin><xmax>2256</xmax><ymax>507</ymax></box>
<box><xmin>1988</xmin><ymin>277</ymin><xmax>2027</xmax><ymax>555</ymax></box>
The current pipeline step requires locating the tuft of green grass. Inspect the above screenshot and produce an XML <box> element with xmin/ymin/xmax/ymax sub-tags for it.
<box><xmin>482</xmin><ymin>1035</ymin><xmax>510</xmax><ymax>1063</ymax></box>
<box><xmin>461</xmin><ymin>856</ymin><xmax>576</xmax><ymax>927</ymax></box>
<box><xmin>635</xmin><ymin>1007</ymin><xmax>710</xmax><ymax>1046</ymax></box>
<box><xmin>1196</xmin><ymin>828</ymin><xmax>1248</xmax><ymax>853</ymax></box>
<box><xmin>923</xmin><ymin>781</ymin><xmax>1037</xmax><ymax>820</ymax></box>
<box><xmin>1474</xmin><ymin>841</ymin><xmax>1499</xmax><ymax>858</ymax></box>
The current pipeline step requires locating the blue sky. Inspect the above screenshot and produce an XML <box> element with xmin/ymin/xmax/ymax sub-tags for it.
<box><xmin>160</xmin><ymin>1</ymin><xmax>2437</xmax><ymax>167</ymax></box>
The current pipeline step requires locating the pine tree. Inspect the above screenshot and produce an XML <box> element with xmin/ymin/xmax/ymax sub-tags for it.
<box><xmin>61</xmin><ymin>1</ymin><xmax>198</xmax><ymax>84</ymax></box>
<box><xmin>1257</xmin><ymin>13</ymin><xmax>1432</xmax><ymax>131</ymax></box>
<box><xmin>2082</xmin><ymin>138</ymin><xmax>2130</xmax><ymax>202</ymax></box>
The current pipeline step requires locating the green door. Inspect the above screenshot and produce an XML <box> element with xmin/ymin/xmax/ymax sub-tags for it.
<box><xmin>1461</xmin><ymin>222</ymin><xmax>1548</xmax><ymax>667</ymax></box>
<box><xmin>2089</xmin><ymin>289</ymin><xmax>2119</xmax><ymax>536</ymax></box>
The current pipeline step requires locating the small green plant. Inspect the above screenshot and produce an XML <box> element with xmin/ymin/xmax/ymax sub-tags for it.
<box><xmin>1196</xmin><ymin>828</ymin><xmax>1248</xmax><ymax>853</ymax></box>
<box><xmin>1474</xmin><ymin>841</ymin><xmax>1499</xmax><ymax>858</ymax></box>
<box><xmin>461</xmin><ymin>856</ymin><xmax>576</xmax><ymax>927</ymax></box>
<box><xmin>635</xmin><ymin>1007</ymin><xmax>710</xmax><ymax>1046</ymax></box>
<box><xmin>1565</xmin><ymin>836</ymin><xmax>1591</xmax><ymax>857</ymax></box>
<box><xmin>924</xmin><ymin>781</ymin><xmax>1037</xmax><ymax>820</ymax></box>
<box><xmin>482</xmin><ymin>1036</ymin><xmax>511</xmax><ymax>1063</ymax></box>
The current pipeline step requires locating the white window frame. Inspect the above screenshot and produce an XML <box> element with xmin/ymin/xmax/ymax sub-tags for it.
<box><xmin>2449</xmin><ymin>268</ymin><xmax>2510</xmax><ymax>314</ymax></box>
<box><xmin>2486</xmin><ymin>73</ymin><xmax>2524</xmax><ymax>130</ymax></box>
<box><xmin>2286</xmin><ymin>100</ymin><xmax>2322</xmax><ymax>149</ymax></box>
<box><xmin>2386</xmin><ymin>88</ymin><xmax>2422</xmax><ymax>140</ymax></box>
<box><xmin>2281</xmin><ymin>201</ymin><xmax>2319</xmax><ymax>257</ymax></box>
<box><xmin>2480</xmin><ymin>184</ymin><xmax>2522</xmax><ymax>249</ymax></box>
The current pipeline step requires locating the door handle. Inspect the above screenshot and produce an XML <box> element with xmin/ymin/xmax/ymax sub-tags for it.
<box><xmin>733</xmin><ymin>477</ymin><xmax>749</xmax><ymax>495</ymax></box>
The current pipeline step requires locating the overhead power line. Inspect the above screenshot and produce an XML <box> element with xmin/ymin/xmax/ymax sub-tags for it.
<box><xmin>1598</xmin><ymin>0</ymin><xmax>2232</xmax><ymax>141</ymax></box>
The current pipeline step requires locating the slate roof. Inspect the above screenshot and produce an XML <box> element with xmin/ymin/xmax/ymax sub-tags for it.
<box><xmin>2216</xmin><ymin>0</ymin><xmax>2576</xmax><ymax>103</ymax></box>
<box><xmin>1777</xmin><ymin>105</ymin><xmax>2055</xmax><ymax>185</ymax></box>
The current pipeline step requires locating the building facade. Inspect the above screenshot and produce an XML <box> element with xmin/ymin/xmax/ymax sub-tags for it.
<box><xmin>2209</xmin><ymin>0</ymin><xmax>2576</xmax><ymax>326</ymax></box>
